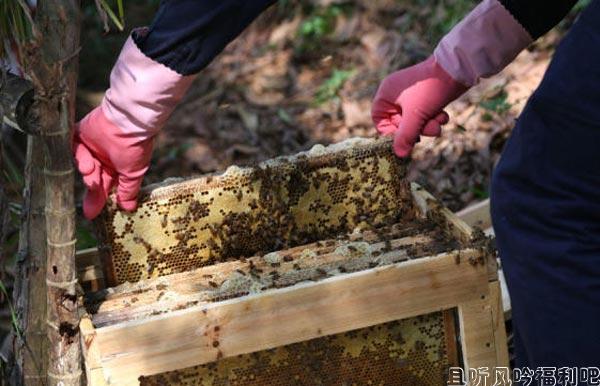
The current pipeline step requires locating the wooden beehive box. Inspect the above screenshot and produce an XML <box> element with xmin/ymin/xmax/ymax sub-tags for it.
<box><xmin>77</xmin><ymin>138</ymin><xmax>508</xmax><ymax>385</ymax></box>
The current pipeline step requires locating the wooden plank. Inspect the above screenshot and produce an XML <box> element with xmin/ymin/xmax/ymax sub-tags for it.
<box><xmin>89</xmin><ymin>229</ymin><xmax>442</xmax><ymax>327</ymax></box>
<box><xmin>443</xmin><ymin>309</ymin><xmax>460</xmax><ymax>368</ymax></box>
<box><xmin>77</xmin><ymin>247</ymin><xmax>101</xmax><ymax>268</ymax></box>
<box><xmin>489</xmin><ymin>281</ymin><xmax>510</xmax><ymax>366</ymax></box>
<box><xmin>455</xmin><ymin>199</ymin><xmax>511</xmax><ymax>317</ymax></box>
<box><xmin>456</xmin><ymin>199</ymin><xmax>492</xmax><ymax>230</ymax></box>
<box><xmin>412</xmin><ymin>185</ymin><xmax>500</xmax><ymax>282</ymax></box>
<box><xmin>80</xmin><ymin>317</ymin><xmax>108</xmax><ymax>386</ymax></box>
<box><xmin>94</xmin><ymin>249</ymin><xmax>488</xmax><ymax>384</ymax></box>
<box><xmin>458</xmin><ymin>288</ymin><xmax>497</xmax><ymax>369</ymax></box>
<box><xmin>76</xmin><ymin>248</ymin><xmax>105</xmax><ymax>291</ymax></box>
<box><xmin>411</xmin><ymin>183</ymin><xmax>473</xmax><ymax>244</ymax></box>
<box><xmin>458</xmin><ymin>281</ymin><xmax>510</xmax><ymax>374</ymax></box>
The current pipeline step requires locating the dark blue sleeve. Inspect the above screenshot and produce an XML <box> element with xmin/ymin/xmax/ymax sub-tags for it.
<box><xmin>133</xmin><ymin>0</ymin><xmax>276</xmax><ymax>75</ymax></box>
<box><xmin>499</xmin><ymin>0</ymin><xmax>579</xmax><ymax>39</ymax></box>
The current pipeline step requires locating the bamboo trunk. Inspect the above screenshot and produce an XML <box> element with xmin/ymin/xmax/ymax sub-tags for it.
<box><xmin>11</xmin><ymin>136</ymin><xmax>48</xmax><ymax>386</ymax></box>
<box><xmin>2</xmin><ymin>53</ymin><xmax>49</xmax><ymax>386</ymax></box>
<box><xmin>2</xmin><ymin>58</ymin><xmax>48</xmax><ymax>386</ymax></box>
<box><xmin>27</xmin><ymin>0</ymin><xmax>82</xmax><ymax>384</ymax></box>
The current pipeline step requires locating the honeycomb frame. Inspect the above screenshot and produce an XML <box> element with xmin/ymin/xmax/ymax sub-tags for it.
<box><xmin>95</xmin><ymin>138</ymin><xmax>412</xmax><ymax>286</ymax></box>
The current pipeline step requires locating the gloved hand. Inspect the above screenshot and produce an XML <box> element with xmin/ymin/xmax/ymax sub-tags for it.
<box><xmin>372</xmin><ymin>0</ymin><xmax>532</xmax><ymax>157</ymax></box>
<box><xmin>371</xmin><ymin>56</ymin><xmax>467</xmax><ymax>157</ymax></box>
<box><xmin>73</xmin><ymin>107</ymin><xmax>154</xmax><ymax>219</ymax></box>
<box><xmin>73</xmin><ymin>29</ymin><xmax>194</xmax><ymax>219</ymax></box>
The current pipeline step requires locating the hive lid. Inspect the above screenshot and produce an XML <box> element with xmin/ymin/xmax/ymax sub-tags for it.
<box><xmin>96</xmin><ymin>137</ymin><xmax>412</xmax><ymax>286</ymax></box>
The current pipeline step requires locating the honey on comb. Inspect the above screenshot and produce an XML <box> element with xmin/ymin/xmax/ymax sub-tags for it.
<box><xmin>96</xmin><ymin>137</ymin><xmax>412</xmax><ymax>286</ymax></box>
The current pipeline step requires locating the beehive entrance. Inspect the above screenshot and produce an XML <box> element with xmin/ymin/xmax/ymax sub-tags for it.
<box><xmin>139</xmin><ymin>310</ymin><xmax>460</xmax><ymax>386</ymax></box>
<box><xmin>97</xmin><ymin>138</ymin><xmax>412</xmax><ymax>286</ymax></box>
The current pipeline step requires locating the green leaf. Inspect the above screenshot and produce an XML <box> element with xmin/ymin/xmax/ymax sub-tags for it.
<box><xmin>117</xmin><ymin>0</ymin><xmax>125</xmax><ymax>22</ymax></box>
<box><xmin>480</xmin><ymin>90</ymin><xmax>511</xmax><ymax>114</ymax></box>
<box><xmin>76</xmin><ymin>226</ymin><xmax>98</xmax><ymax>250</ymax></box>
<box><xmin>0</xmin><ymin>279</ymin><xmax>22</xmax><ymax>339</ymax></box>
<box><xmin>314</xmin><ymin>69</ymin><xmax>356</xmax><ymax>105</ymax></box>
<box><xmin>98</xmin><ymin>0</ymin><xmax>125</xmax><ymax>31</ymax></box>
<box><xmin>277</xmin><ymin>108</ymin><xmax>294</xmax><ymax>125</ymax></box>
<box><xmin>472</xmin><ymin>185</ymin><xmax>489</xmax><ymax>199</ymax></box>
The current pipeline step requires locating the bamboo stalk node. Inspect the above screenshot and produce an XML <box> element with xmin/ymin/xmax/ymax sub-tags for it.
<box><xmin>44</xmin><ymin>129</ymin><xmax>70</xmax><ymax>136</ymax></box>
<box><xmin>44</xmin><ymin>207</ymin><xmax>76</xmax><ymax>216</ymax></box>
<box><xmin>46</xmin><ymin>277</ymin><xmax>78</xmax><ymax>289</ymax></box>
<box><xmin>46</xmin><ymin>320</ymin><xmax>60</xmax><ymax>330</ymax></box>
<box><xmin>43</xmin><ymin>167</ymin><xmax>73</xmax><ymax>175</ymax></box>
<box><xmin>47</xmin><ymin>370</ymin><xmax>82</xmax><ymax>380</ymax></box>
<box><xmin>47</xmin><ymin>238</ymin><xmax>77</xmax><ymax>247</ymax></box>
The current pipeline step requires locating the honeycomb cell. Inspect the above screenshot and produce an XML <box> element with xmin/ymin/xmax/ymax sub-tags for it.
<box><xmin>97</xmin><ymin>138</ymin><xmax>412</xmax><ymax>285</ymax></box>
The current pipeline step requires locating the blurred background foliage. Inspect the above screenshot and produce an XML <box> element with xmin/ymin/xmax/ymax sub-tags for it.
<box><xmin>78</xmin><ymin>0</ymin><xmax>482</xmax><ymax>89</ymax></box>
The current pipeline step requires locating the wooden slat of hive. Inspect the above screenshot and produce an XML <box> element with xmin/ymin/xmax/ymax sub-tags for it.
<box><xmin>95</xmin><ymin>137</ymin><xmax>412</xmax><ymax>286</ymax></box>
<box><xmin>139</xmin><ymin>309</ymin><xmax>459</xmax><ymax>386</ymax></box>
<box><xmin>86</xmin><ymin>221</ymin><xmax>456</xmax><ymax>327</ymax></box>
<box><xmin>88</xmin><ymin>248</ymin><xmax>489</xmax><ymax>385</ymax></box>
<box><xmin>457</xmin><ymin>198</ymin><xmax>492</xmax><ymax>232</ymax></box>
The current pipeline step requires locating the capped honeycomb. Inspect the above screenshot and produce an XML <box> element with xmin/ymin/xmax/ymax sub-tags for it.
<box><xmin>139</xmin><ymin>310</ymin><xmax>458</xmax><ymax>386</ymax></box>
<box><xmin>96</xmin><ymin>138</ymin><xmax>412</xmax><ymax>285</ymax></box>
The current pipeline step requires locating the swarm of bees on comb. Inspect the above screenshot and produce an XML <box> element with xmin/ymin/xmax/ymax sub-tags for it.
<box><xmin>97</xmin><ymin>137</ymin><xmax>416</xmax><ymax>286</ymax></box>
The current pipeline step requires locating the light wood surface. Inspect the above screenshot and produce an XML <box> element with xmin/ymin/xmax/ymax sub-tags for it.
<box><xmin>94</xmin><ymin>249</ymin><xmax>488</xmax><ymax>384</ymax></box>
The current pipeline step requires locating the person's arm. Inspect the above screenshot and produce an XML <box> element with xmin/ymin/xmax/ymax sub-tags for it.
<box><xmin>371</xmin><ymin>0</ymin><xmax>578</xmax><ymax>157</ymax></box>
<box><xmin>74</xmin><ymin>0</ymin><xmax>276</xmax><ymax>219</ymax></box>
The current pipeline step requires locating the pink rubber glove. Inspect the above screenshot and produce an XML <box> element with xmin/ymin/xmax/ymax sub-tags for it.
<box><xmin>372</xmin><ymin>0</ymin><xmax>532</xmax><ymax>157</ymax></box>
<box><xmin>73</xmin><ymin>107</ymin><xmax>153</xmax><ymax>219</ymax></box>
<box><xmin>73</xmin><ymin>29</ymin><xmax>194</xmax><ymax>219</ymax></box>
<box><xmin>371</xmin><ymin>56</ymin><xmax>467</xmax><ymax>157</ymax></box>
